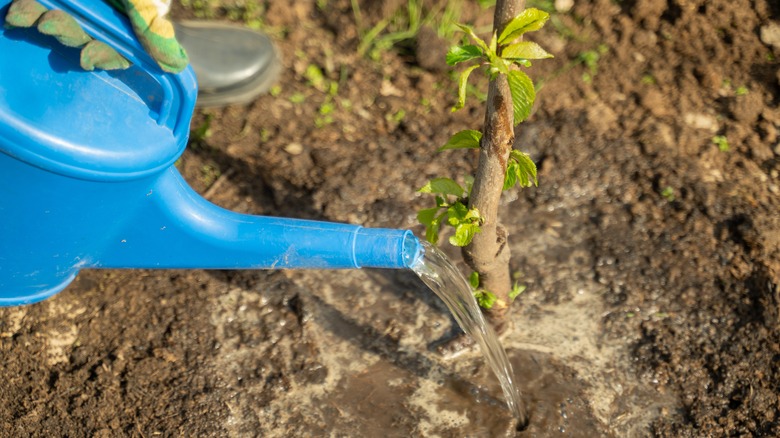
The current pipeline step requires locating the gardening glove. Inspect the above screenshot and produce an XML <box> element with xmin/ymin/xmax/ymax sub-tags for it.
<box><xmin>4</xmin><ymin>0</ymin><xmax>188</xmax><ymax>72</ymax></box>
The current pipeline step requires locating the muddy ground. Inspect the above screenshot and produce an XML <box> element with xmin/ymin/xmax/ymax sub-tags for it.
<box><xmin>2</xmin><ymin>0</ymin><xmax>780</xmax><ymax>436</ymax></box>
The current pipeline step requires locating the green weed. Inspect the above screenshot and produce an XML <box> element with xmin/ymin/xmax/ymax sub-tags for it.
<box><xmin>712</xmin><ymin>135</ymin><xmax>730</xmax><ymax>152</ymax></box>
<box><xmin>354</xmin><ymin>0</ymin><xmax>476</xmax><ymax>59</ymax></box>
<box><xmin>661</xmin><ymin>186</ymin><xmax>676</xmax><ymax>202</ymax></box>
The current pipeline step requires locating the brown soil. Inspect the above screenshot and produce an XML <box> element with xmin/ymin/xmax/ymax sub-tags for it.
<box><xmin>2</xmin><ymin>0</ymin><xmax>780</xmax><ymax>436</ymax></box>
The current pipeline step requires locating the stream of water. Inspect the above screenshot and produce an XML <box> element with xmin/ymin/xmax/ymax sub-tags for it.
<box><xmin>411</xmin><ymin>241</ymin><xmax>527</xmax><ymax>425</ymax></box>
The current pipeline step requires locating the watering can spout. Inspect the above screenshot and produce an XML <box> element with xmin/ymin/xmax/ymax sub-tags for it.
<box><xmin>95</xmin><ymin>168</ymin><xmax>423</xmax><ymax>271</ymax></box>
<box><xmin>0</xmin><ymin>163</ymin><xmax>423</xmax><ymax>305</ymax></box>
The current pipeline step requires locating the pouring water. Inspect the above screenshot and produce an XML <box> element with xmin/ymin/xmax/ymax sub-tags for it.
<box><xmin>411</xmin><ymin>241</ymin><xmax>527</xmax><ymax>425</ymax></box>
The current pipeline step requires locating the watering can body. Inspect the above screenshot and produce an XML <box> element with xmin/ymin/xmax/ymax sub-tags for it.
<box><xmin>0</xmin><ymin>0</ymin><xmax>421</xmax><ymax>305</ymax></box>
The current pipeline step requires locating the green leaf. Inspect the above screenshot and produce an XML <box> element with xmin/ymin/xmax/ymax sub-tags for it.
<box><xmin>425</xmin><ymin>212</ymin><xmax>447</xmax><ymax>244</ymax></box>
<box><xmin>507</xmin><ymin>150</ymin><xmax>538</xmax><ymax>188</ymax></box>
<box><xmin>661</xmin><ymin>186</ymin><xmax>675</xmax><ymax>202</ymax></box>
<box><xmin>418</xmin><ymin>177</ymin><xmax>465</xmax><ymax>197</ymax></box>
<box><xmin>502</xmin><ymin>41</ymin><xmax>553</xmax><ymax>60</ymax></box>
<box><xmin>507</xmin><ymin>70</ymin><xmax>536</xmax><ymax>124</ymax></box>
<box><xmin>463</xmin><ymin>206</ymin><xmax>482</xmax><ymax>221</ymax></box>
<box><xmin>509</xmin><ymin>282</ymin><xmax>526</xmax><ymax>301</ymax></box>
<box><xmin>489</xmin><ymin>57</ymin><xmax>511</xmax><ymax>78</ymax></box>
<box><xmin>469</xmin><ymin>271</ymin><xmax>480</xmax><ymax>289</ymax></box>
<box><xmin>418</xmin><ymin>207</ymin><xmax>444</xmax><ymax>244</ymax></box>
<box><xmin>453</xmin><ymin>64</ymin><xmax>481</xmax><ymax>112</ymax></box>
<box><xmin>449</xmin><ymin>222</ymin><xmax>481</xmax><ymax>246</ymax></box>
<box><xmin>474</xmin><ymin>290</ymin><xmax>497</xmax><ymax>309</ymax></box>
<box><xmin>446</xmin><ymin>44</ymin><xmax>483</xmax><ymax>66</ymax></box>
<box><xmin>438</xmin><ymin>129</ymin><xmax>482</xmax><ymax>151</ymax></box>
<box><xmin>417</xmin><ymin>207</ymin><xmax>441</xmax><ymax>227</ymax></box>
<box><xmin>456</xmin><ymin>24</ymin><xmax>489</xmax><ymax>52</ymax></box>
<box><xmin>712</xmin><ymin>135</ymin><xmax>730</xmax><ymax>152</ymax></box>
<box><xmin>504</xmin><ymin>160</ymin><xmax>519</xmax><ymax>190</ymax></box>
<box><xmin>446</xmin><ymin>202</ymin><xmax>482</xmax><ymax>226</ymax></box>
<box><xmin>446</xmin><ymin>201</ymin><xmax>470</xmax><ymax>225</ymax></box>
<box><xmin>498</xmin><ymin>8</ymin><xmax>551</xmax><ymax>45</ymax></box>
<box><xmin>304</xmin><ymin>64</ymin><xmax>328</xmax><ymax>92</ymax></box>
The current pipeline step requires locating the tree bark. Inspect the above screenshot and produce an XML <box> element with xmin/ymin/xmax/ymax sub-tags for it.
<box><xmin>462</xmin><ymin>0</ymin><xmax>524</xmax><ymax>333</ymax></box>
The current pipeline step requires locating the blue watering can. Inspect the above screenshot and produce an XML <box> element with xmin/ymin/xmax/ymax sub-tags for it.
<box><xmin>0</xmin><ymin>0</ymin><xmax>422</xmax><ymax>305</ymax></box>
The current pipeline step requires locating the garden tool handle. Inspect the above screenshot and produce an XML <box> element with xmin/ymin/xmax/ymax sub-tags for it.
<box><xmin>37</xmin><ymin>0</ymin><xmax>194</xmax><ymax>129</ymax></box>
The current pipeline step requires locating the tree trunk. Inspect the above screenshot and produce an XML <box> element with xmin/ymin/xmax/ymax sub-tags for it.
<box><xmin>462</xmin><ymin>0</ymin><xmax>523</xmax><ymax>334</ymax></box>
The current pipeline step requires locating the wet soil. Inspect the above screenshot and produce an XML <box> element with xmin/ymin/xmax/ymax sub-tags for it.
<box><xmin>2</xmin><ymin>0</ymin><xmax>780</xmax><ymax>436</ymax></box>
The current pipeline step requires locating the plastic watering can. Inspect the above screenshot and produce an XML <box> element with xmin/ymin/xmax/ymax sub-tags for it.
<box><xmin>0</xmin><ymin>0</ymin><xmax>422</xmax><ymax>305</ymax></box>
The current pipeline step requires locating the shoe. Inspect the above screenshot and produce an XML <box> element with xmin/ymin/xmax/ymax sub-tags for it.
<box><xmin>173</xmin><ymin>20</ymin><xmax>281</xmax><ymax>108</ymax></box>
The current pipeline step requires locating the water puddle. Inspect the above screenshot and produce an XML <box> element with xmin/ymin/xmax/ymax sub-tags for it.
<box><xmin>411</xmin><ymin>241</ymin><xmax>526</xmax><ymax>425</ymax></box>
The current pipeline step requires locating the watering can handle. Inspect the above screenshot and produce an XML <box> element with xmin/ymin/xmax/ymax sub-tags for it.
<box><xmin>37</xmin><ymin>0</ymin><xmax>195</xmax><ymax>129</ymax></box>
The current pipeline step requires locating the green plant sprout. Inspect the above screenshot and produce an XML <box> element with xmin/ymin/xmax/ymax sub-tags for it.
<box><xmin>304</xmin><ymin>64</ymin><xmax>328</xmax><ymax>92</ymax></box>
<box><xmin>418</xmin><ymin>176</ymin><xmax>483</xmax><ymax>246</ymax></box>
<box><xmin>641</xmin><ymin>73</ymin><xmax>656</xmax><ymax>85</ymax></box>
<box><xmin>661</xmin><ymin>186</ymin><xmax>676</xmax><ymax>202</ymax></box>
<box><xmin>577</xmin><ymin>44</ymin><xmax>608</xmax><ymax>83</ymax></box>
<box><xmin>417</xmin><ymin>6</ymin><xmax>549</xmax><ymax>313</ymax></box>
<box><xmin>289</xmin><ymin>92</ymin><xmax>306</xmax><ymax>104</ymax></box>
<box><xmin>469</xmin><ymin>271</ymin><xmax>527</xmax><ymax>309</ymax></box>
<box><xmin>712</xmin><ymin>135</ymin><xmax>730</xmax><ymax>152</ymax></box>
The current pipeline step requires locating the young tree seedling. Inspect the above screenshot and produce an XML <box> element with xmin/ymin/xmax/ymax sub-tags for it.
<box><xmin>418</xmin><ymin>0</ymin><xmax>550</xmax><ymax>333</ymax></box>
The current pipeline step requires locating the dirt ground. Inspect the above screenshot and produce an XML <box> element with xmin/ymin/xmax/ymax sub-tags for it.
<box><xmin>2</xmin><ymin>0</ymin><xmax>780</xmax><ymax>436</ymax></box>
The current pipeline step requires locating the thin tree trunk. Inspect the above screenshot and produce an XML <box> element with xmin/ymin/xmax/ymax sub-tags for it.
<box><xmin>462</xmin><ymin>0</ymin><xmax>523</xmax><ymax>333</ymax></box>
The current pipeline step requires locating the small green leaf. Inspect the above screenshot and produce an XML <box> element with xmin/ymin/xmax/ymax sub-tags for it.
<box><xmin>304</xmin><ymin>64</ymin><xmax>327</xmax><ymax>92</ymax></box>
<box><xmin>418</xmin><ymin>177</ymin><xmax>465</xmax><ymax>197</ymax></box>
<box><xmin>505</xmin><ymin>152</ymin><xmax>539</xmax><ymax>190</ymax></box>
<box><xmin>438</xmin><ymin>129</ymin><xmax>482</xmax><ymax>151</ymax></box>
<box><xmin>417</xmin><ymin>207</ymin><xmax>441</xmax><ymax>227</ymax></box>
<box><xmin>447</xmin><ymin>202</ymin><xmax>482</xmax><ymax>228</ymax></box>
<box><xmin>418</xmin><ymin>207</ymin><xmax>446</xmax><ymax>244</ymax></box>
<box><xmin>463</xmin><ymin>206</ymin><xmax>482</xmax><ymax>221</ymax></box>
<box><xmin>454</xmin><ymin>64</ymin><xmax>481</xmax><ymax>112</ymax></box>
<box><xmin>474</xmin><ymin>290</ymin><xmax>497</xmax><ymax>309</ymax></box>
<box><xmin>661</xmin><ymin>186</ymin><xmax>675</xmax><ymax>202</ymax></box>
<box><xmin>289</xmin><ymin>92</ymin><xmax>306</xmax><ymax>104</ymax></box>
<box><xmin>509</xmin><ymin>283</ymin><xmax>526</xmax><ymax>301</ymax></box>
<box><xmin>712</xmin><ymin>135</ymin><xmax>730</xmax><ymax>152</ymax></box>
<box><xmin>510</xmin><ymin>150</ymin><xmax>538</xmax><ymax>187</ymax></box>
<box><xmin>469</xmin><ymin>271</ymin><xmax>480</xmax><ymax>289</ymax></box>
<box><xmin>447</xmin><ymin>201</ymin><xmax>470</xmax><ymax>225</ymax></box>
<box><xmin>488</xmin><ymin>30</ymin><xmax>497</xmax><ymax>58</ymax></box>
<box><xmin>504</xmin><ymin>160</ymin><xmax>519</xmax><ymax>190</ymax></box>
<box><xmin>446</xmin><ymin>44</ymin><xmax>483</xmax><ymax>66</ymax></box>
<box><xmin>489</xmin><ymin>57</ymin><xmax>511</xmax><ymax>77</ymax></box>
<box><xmin>425</xmin><ymin>212</ymin><xmax>447</xmax><ymax>244</ymax></box>
<box><xmin>449</xmin><ymin>222</ymin><xmax>481</xmax><ymax>246</ymax></box>
<box><xmin>498</xmin><ymin>8</ymin><xmax>550</xmax><ymax>45</ymax></box>
<box><xmin>502</xmin><ymin>41</ymin><xmax>553</xmax><ymax>60</ymax></box>
<box><xmin>507</xmin><ymin>70</ymin><xmax>536</xmax><ymax>124</ymax></box>
<box><xmin>456</xmin><ymin>24</ymin><xmax>489</xmax><ymax>52</ymax></box>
